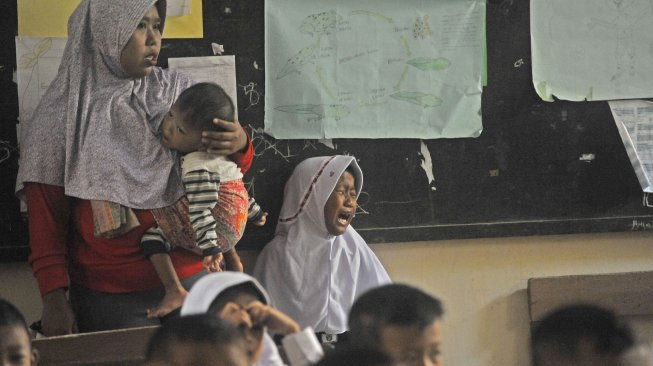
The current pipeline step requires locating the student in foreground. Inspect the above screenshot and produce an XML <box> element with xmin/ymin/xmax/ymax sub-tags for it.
<box><xmin>348</xmin><ymin>284</ymin><xmax>444</xmax><ymax>366</ymax></box>
<box><xmin>531</xmin><ymin>303</ymin><xmax>653</xmax><ymax>366</ymax></box>
<box><xmin>253</xmin><ymin>155</ymin><xmax>391</xmax><ymax>341</ymax></box>
<box><xmin>145</xmin><ymin>314</ymin><xmax>248</xmax><ymax>366</ymax></box>
<box><xmin>180</xmin><ymin>272</ymin><xmax>324</xmax><ymax>366</ymax></box>
<box><xmin>312</xmin><ymin>344</ymin><xmax>395</xmax><ymax>366</ymax></box>
<box><xmin>0</xmin><ymin>298</ymin><xmax>39</xmax><ymax>366</ymax></box>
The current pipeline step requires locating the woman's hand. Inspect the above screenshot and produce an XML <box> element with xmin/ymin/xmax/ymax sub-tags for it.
<box><xmin>41</xmin><ymin>288</ymin><xmax>78</xmax><ymax>336</ymax></box>
<box><xmin>202</xmin><ymin>119</ymin><xmax>248</xmax><ymax>156</ymax></box>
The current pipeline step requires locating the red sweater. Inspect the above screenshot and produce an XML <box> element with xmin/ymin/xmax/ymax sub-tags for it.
<box><xmin>27</xmin><ymin>143</ymin><xmax>254</xmax><ymax>296</ymax></box>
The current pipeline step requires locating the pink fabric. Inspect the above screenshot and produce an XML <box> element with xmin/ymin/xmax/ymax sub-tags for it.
<box><xmin>151</xmin><ymin>180</ymin><xmax>248</xmax><ymax>253</ymax></box>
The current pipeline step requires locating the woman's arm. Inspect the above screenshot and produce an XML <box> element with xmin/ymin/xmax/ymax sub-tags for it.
<box><xmin>25</xmin><ymin>183</ymin><xmax>78</xmax><ymax>335</ymax></box>
<box><xmin>202</xmin><ymin>119</ymin><xmax>254</xmax><ymax>173</ymax></box>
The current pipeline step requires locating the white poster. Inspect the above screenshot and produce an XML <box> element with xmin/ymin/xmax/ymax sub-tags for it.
<box><xmin>608</xmin><ymin>99</ymin><xmax>653</xmax><ymax>193</ymax></box>
<box><xmin>265</xmin><ymin>0</ymin><xmax>485</xmax><ymax>139</ymax></box>
<box><xmin>531</xmin><ymin>0</ymin><xmax>653</xmax><ymax>101</ymax></box>
<box><xmin>15</xmin><ymin>36</ymin><xmax>67</xmax><ymax>139</ymax></box>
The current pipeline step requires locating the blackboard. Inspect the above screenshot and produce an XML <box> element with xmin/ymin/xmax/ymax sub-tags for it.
<box><xmin>3</xmin><ymin>0</ymin><xmax>653</xmax><ymax>261</ymax></box>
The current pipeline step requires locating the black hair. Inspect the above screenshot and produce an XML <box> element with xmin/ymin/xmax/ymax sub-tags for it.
<box><xmin>314</xmin><ymin>344</ymin><xmax>394</xmax><ymax>366</ymax></box>
<box><xmin>345</xmin><ymin>165</ymin><xmax>357</xmax><ymax>184</ymax></box>
<box><xmin>0</xmin><ymin>298</ymin><xmax>31</xmax><ymax>345</ymax></box>
<box><xmin>174</xmin><ymin>82</ymin><xmax>235</xmax><ymax>132</ymax></box>
<box><xmin>146</xmin><ymin>314</ymin><xmax>245</xmax><ymax>361</ymax></box>
<box><xmin>348</xmin><ymin>284</ymin><xmax>444</xmax><ymax>348</ymax></box>
<box><xmin>531</xmin><ymin>304</ymin><xmax>635</xmax><ymax>366</ymax></box>
<box><xmin>0</xmin><ymin>298</ymin><xmax>30</xmax><ymax>331</ymax></box>
<box><xmin>207</xmin><ymin>282</ymin><xmax>267</xmax><ymax>315</ymax></box>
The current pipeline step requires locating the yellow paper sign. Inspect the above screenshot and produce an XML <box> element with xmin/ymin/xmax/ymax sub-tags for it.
<box><xmin>17</xmin><ymin>0</ymin><xmax>203</xmax><ymax>39</ymax></box>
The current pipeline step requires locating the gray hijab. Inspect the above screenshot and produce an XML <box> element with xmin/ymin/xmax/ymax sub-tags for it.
<box><xmin>16</xmin><ymin>0</ymin><xmax>192</xmax><ymax>209</ymax></box>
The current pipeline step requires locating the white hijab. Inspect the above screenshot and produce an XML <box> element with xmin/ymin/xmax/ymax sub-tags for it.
<box><xmin>181</xmin><ymin>272</ymin><xmax>284</xmax><ymax>366</ymax></box>
<box><xmin>16</xmin><ymin>0</ymin><xmax>192</xmax><ymax>209</ymax></box>
<box><xmin>252</xmin><ymin>155</ymin><xmax>391</xmax><ymax>334</ymax></box>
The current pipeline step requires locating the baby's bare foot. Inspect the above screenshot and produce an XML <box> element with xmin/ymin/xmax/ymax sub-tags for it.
<box><xmin>147</xmin><ymin>289</ymin><xmax>188</xmax><ymax>318</ymax></box>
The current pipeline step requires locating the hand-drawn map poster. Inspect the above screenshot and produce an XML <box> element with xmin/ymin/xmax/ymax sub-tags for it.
<box><xmin>264</xmin><ymin>0</ymin><xmax>486</xmax><ymax>139</ymax></box>
<box><xmin>531</xmin><ymin>0</ymin><xmax>653</xmax><ymax>101</ymax></box>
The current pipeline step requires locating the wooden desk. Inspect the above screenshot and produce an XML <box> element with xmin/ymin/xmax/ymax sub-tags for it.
<box><xmin>33</xmin><ymin>326</ymin><xmax>158</xmax><ymax>366</ymax></box>
<box><xmin>528</xmin><ymin>270</ymin><xmax>653</xmax><ymax>323</ymax></box>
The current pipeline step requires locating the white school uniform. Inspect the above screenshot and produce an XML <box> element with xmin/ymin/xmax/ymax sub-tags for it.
<box><xmin>253</xmin><ymin>155</ymin><xmax>391</xmax><ymax>335</ymax></box>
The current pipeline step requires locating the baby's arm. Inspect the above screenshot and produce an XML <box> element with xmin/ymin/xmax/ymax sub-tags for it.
<box><xmin>247</xmin><ymin>196</ymin><xmax>268</xmax><ymax>226</ymax></box>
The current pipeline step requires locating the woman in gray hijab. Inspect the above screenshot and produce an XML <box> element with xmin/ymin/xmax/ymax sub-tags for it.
<box><xmin>16</xmin><ymin>0</ymin><xmax>253</xmax><ymax>336</ymax></box>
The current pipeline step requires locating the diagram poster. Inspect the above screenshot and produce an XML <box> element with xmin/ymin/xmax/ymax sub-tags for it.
<box><xmin>531</xmin><ymin>0</ymin><xmax>653</xmax><ymax>101</ymax></box>
<box><xmin>264</xmin><ymin>0</ymin><xmax>485</xmax><ymax>139</ymax></box>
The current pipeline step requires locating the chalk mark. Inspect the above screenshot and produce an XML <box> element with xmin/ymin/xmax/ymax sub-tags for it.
<box><xmin>239</xmin><ymin>82</ymin><xmax>262</xmax><ymax>111</ymax></box>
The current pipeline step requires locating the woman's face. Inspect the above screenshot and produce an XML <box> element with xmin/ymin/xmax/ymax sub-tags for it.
<box><xmin>0</xmin><ymin>325</ymin><xmax>38</xmax><ymax>366</ymax></box>
<box><xmin>120</xmin><ymin>5</ymin><xmax>161</xmax><ymax>78</ymax></box>
<box><xmin>323</xmin><ymin>170</ymin><xmax>357</xmax><ymax>236</ymax></box>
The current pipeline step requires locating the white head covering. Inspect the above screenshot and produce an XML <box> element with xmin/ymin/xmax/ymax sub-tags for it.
<box><xmin>181</xmin><ymin>272</ymin><xmax>284</xmax><ymax>366</ymax></box>
<box><xmin>16</xmin><ymin>0</ymin><xmax>192</xmax><ymax>209</ymax></box>
<box><xmin>252</xmin><ymin>155</ymin><xmax>391</xmax><ymax>334</ymax></box>
<box><xmin>181</xmin><ymin>272</ymin><xmax>270</xmax><ymax>316</ymax></box>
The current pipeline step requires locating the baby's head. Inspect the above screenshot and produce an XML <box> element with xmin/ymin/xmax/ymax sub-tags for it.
<box><xmin>161</xmin><ymin>82</ymin><xmax>235</xmax><ymax>153</ymax></box>
<box><xmin>349</xmin><ymin>284</ymin><xmax>444</xmax><ymax>366</ymax></box>
<box><xmin>0</xmin><ymin>298</ymin><xmax>39</xmax><ymax>366</ymax></box>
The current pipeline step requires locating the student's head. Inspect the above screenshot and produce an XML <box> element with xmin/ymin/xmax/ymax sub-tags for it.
<box><xmin>161</xmin><ymin>83</ymin><xmax>235</xmax><ymax>153</ymax></box>
<box><xmin>323</xmin><ymin>165</ymin><xmax>358</xmax><ymax>236</ymax></box>
<box><xmin>0</xmin><ymin>299</ymin><xmax>39</xmax><ymax>366</ymax></box>
<box><xmin>531</xmin><ymin>304</ymin><xmax>635</xmax><ymax>366</ymax></box>
<box><xmin>180</xmin><ymin>272</ymin><xmax>270</xmax><ymax>365</ymax></box>
<box><xmin>119</xmin><ymin>1</ymin><xmax>166</xmax><ymax>78</ymax></box>
<box><xmin>145</xmin><ymin>314</ymin><xmax>248</xmax><ymax>366</ymax></box>
<box><xmin>314</xmin><ymin>345</ymin><xmax>395</xmax><ymax>366</ymax></box>
<box><xmin>279</xmin><ymin>155</ymin><xmax>363</xmax><ymax>237</ymax></box>
<box><xmin>349</xmin><ymin>284</ymin><xmax>444</xmax><ymax>366</ymax></box>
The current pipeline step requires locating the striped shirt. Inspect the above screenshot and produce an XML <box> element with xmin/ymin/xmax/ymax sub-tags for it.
<box><xmin>141</xmin><ymin>152</ymin><xmax>248</xmax><ymax>257</ymax></box>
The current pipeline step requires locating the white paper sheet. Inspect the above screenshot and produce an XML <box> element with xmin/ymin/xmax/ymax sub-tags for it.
<box><xmin>608</xmin><ymin>100</ymin><xmax>653</xmax><ymax>192</ymax></box>
<box><xmin>168</xmin><ymin>56</ymin><xmax>238</xmax><ymax>119</ymax></box>
<box><xmin>167</xmin><ymin>0</ymin><xmax>192</xmax><ymax>17</ymax></box>
<box><xmin>531</xmin><ymin>0</ymin><xmax>653</xmax><ymax>101</ymax></box>
<box><xmin>15</xmin><ymin>36</ymin><xmax>67</xmax><ymax>146</ymax></box>
<box><xmin>264</xmin><ymin>0</ymin><xmax>485</xmax><ymax>139</ymax></box>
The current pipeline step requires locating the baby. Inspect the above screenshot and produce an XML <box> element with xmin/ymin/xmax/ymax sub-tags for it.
<box><xmin>143</xmin><ymin>82</ymin><xmax>265</xmax><ymax>318</ymax></box>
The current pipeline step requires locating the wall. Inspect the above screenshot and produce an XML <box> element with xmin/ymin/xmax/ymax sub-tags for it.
<box><xmin>2</xmin><ymin>230</ymin><xmax>653</xmax><ymax>366</ymax></box>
